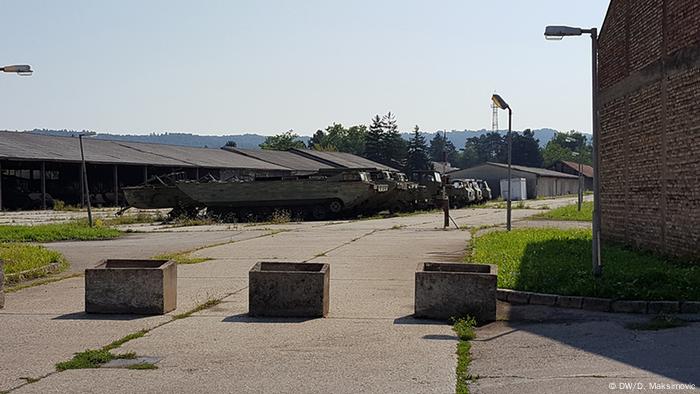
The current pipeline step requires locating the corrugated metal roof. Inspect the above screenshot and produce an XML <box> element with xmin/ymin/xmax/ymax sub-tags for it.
<box><xmin>290</xmin><ymin>149</ymin><xmax>397</xmax><ymax>171</ymax></box>
<box><xmin>559</xmin><ymin>160</ymin><xmax>594</xmax><ymax>178</ymax></box>
<box><xmin>485</xmin><ymin>162</ymin><xmax>578</xmax><ymax>178</ymax></box>
<box><xmin>0</xmin><ymin>131</ymin><xmax>290</xmax><ymax>170</ymax></box>
<box><xmin>225</xmin><ymin>147</ymin><xmax>336</xmax><ymax>172</ymax></box>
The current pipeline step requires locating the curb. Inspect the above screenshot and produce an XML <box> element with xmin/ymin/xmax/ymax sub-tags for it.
<box><xmin>496</xmin><ymin>288</ymin><xmax>700</xmax><ymax>314</ymax></box>
<box><xmin>4</xmin><ymin>262</ymin><xmax>62</xmax><ymax>285</ymax></box>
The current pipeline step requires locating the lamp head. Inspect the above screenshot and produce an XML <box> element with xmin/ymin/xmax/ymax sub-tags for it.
<box><xmin>1</xmin><ymin>64</ymin><xmax>33</xmax><ymax>76</ymax></box>
<box><xmin>544</xmin><ymin>25</ymin><xmax>583</xmax><ymax>40</ymax></box>
<box><xmin>491</xmin><ymin>94</ymin><xmax>509</xmax><ymax>110</ymax></box>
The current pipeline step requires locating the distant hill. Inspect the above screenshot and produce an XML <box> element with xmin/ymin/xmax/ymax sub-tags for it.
<box><xmin>26</xmin><ymin>128</ymin><xmax>567</xmax><ymax>149</ymax></box>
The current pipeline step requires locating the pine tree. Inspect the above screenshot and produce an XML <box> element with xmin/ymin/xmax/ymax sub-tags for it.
<box><xmin>404</xmin><ymin>125</ymin><xmax>432</xmax><ymax>173</ymax></box>
<box><xmin>364</xmin><ymin>115</ymin><xmax>385</xmax><ymax>163</ymax></box>
<box><xmin>429</xmin><ymin>132</ymin><xmax>457</xmax><ymax>164</ymax></box>
<box><xmin>381</xmin><ymin>112</ymin><xmax>407</xmax><ymax>167</ymax></box>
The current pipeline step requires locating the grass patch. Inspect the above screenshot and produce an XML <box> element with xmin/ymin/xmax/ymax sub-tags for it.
<box><xmin>452</xmin><ymin>316</ymin><xmax>476</xmax><ymax>394</ymax></box>
<box><xmin>55</xmin><ymin>349</ymin><xmax>136</xmax><ymax>371</ymax></box>
<box><xmin>0</xmin><ymin>222</ymin><xmax>121</xmax><ymax>243</ymax></box>
<box><xmin>104</xmin><ymin>330</ymin><xmax>147</xmax><ymax>351</ymax></box>
<box><xmin>1</xmin><ymin>243</ymin><xmax>68</xmax><ymax>280</ymax></box>
<box><xmin>172</xmin><ymin>298</ymin><xmax>221</xmax><ymax>320</ymax></box>
<box><xmin>127</xmin><ymin>362</ymin><xmax>158</xmax><ymax>370</ymax></box>
<box><xmin>532</xmin><ymin>201</ymin><xmax>593</xmax><ymax>221</ymax></box>
<box><xmin>626</xmin><ymin>314</ymin><xmax>688</xmax><ymax>331</ymax></box>
<box><xmin>153</xmin><ymin>251</ymin><xmax>210</xmax><ymax>265</ymax></box>
<box><xmin>470</xmin><ymin>228</ymin><xmax>700</xmax><ymax>301</ymax></box>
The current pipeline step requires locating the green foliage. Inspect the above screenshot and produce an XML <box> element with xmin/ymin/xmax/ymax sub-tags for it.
<box><xmin>309</xmin><ymin>123</ymin><xmax>368</xmax><ymax>155</ymax></box>
<box><xmin>0</xmin><ymin>243</ymin><xmax>67</xmax><ymax>277</ymax></box>
<box><xmin>224</xmin><ymin>140</ymin><xmax>237</xmax><ymax>147</ymax></box>
<box><xmin>471</xmin><ymin>228</ymin><xmax>700</xmax><ymax>300</ymax></box>
<box><xmin>259</xmin><ymin>130</ymin><xmax>307</xmax><ymax>150</ymax></box>
<box><xmin>534</xmin><ymin>201</ymin><xmax>593</xmax><ymax>221</ymax></box>
<box><xmin>511</xmin><ymin>129</ymin><xmax>544</xmax><ymax>167</ymax></box>
<box><xmin>459</xmin><ymin>130</ymin><xmax>543</xmax><ymax>168</ymax></box>
<box><xmin>127</xmin><ymin>362</ymin><xmax>159</xmax><ymax>370</ymax></box>
<box><xmin>429</xmin><ymin>132</ymin><xmax>457</xmax><ymax>164</ymax></box>
<box><xmin>452</xmin><ymin>316</ymin><xmax>477</xmax><ymax>340</ymax></box>
<box><xmin>542</xmin><ymin>130</ymin><xmax>592</xmax><ymax>167</ymax></box>
<box><xmin>363</xmin><ymin>112</ymin><xmax>406</xmax><ymax>167</ymax></box>
<box><xmin>404</xmin><ymin>125</ymin><xmax>433</xmax><ymax>173</ymax></box>
<box><xmin>153</xmin><ymin>251</ymin><xmax>210</xmax><ymax>265</ymax></box>
<box><xmin>453</xmin><ymin>317</ymin><xmax>476</xmax><ymax>394</ymax></box>
<box><xmin>104</xmin><ymin>330</ymin><xmax>147</xmax><ymax>351</ymax></box>
<box><xmin>0</xmin><ymin>222</ymin><xmax>121</xmax><ymax>243</ymax></box>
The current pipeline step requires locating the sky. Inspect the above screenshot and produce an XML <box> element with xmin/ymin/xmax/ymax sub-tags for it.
<box><xmin>0</xmin><ymin>0</ymin><xmax>610</xmax><ymax>136</ymax></box>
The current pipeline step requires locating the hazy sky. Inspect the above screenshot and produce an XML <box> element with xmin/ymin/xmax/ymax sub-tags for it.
<box><xmin>1</xmin><ymin>1</ymin><xmax>609</xmax><ymax>136</ymax></box>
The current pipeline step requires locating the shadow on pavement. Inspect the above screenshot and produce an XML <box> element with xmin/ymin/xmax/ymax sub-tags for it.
<box><xmin>222</xmin><ymin>313</ymin><xmax>316</xmax><ymax>324</ymax></box>
<box><xmin>393</xmin><ymin>315</ymin><xmax>449</xmax><ymax>326</ymax></box>
<box><xmin>52</xmin><ymin>312</ymin><xmax>150</xmax><ymax>321</ymax></box>
<box><xmin>422</xmin><ymin>334</ymin><xmax>458</xmax><ymax>341</ymax></box>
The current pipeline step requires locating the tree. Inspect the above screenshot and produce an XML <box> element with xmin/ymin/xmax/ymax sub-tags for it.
<box><xmin>429</xmin><ymin>132</ymin><xmax>457</xmax><ymax>164</ymax></box>
<box><xmin>343</xmin><ymin>125</ymin><xmax>367</xmax><ymax>156</ymax></box>
<box><xmin>364</xmin><ymin>115</ymin><xmax>385</xmax><ymax>164</ymax></box>
<box><xmin>224</xmin><ymin>140</ymin><xmax>237</xmax><ymax>147</ymax></box>
<box><xmin>404</xmin><ymin>125</ymin><xmax>432</xmax><ymax>173</ymax></box>
<box><xmin>542</xmin><ymin>130</ymin><xmax>592</xmax><ymax>167</ymax></box>
<box><xmin>308</xmin><ymin>130</ymin><xmax>326</xmax><ymax>150</ymax></box>
<box><xmin>511</xmin><ymin>129</ymin><xmax>544</xmax><ymax>167</ymax></box>
<box><xmin>381</xmin><ymin>112</ymin><xmax>407</xmax><ymax>167</ymax></box>
<box><xmin>259</xmin><ymin>130</ymin><xmax>307</xmax><ymax>150</ymax></box>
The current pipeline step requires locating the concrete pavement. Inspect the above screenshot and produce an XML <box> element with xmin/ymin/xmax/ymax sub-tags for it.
<box><xmin>4</xmin><ymin>196</ymin><xmax>696</xmax><ymax>393</ymax></box>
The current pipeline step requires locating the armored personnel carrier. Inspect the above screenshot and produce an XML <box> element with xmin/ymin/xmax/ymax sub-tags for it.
<box><xmin>123</xmin><ymin>172</ymin><xmax>198</xmax><ymax>211</ymax></box>
<box><xmin>176</xmin><ymin>169</ymin><xmax>387</xmax><ymax>220</ymax></box>
<box><xmin>476</xmin><ymin>180</ymin><xmax>493</xmax><ymax>200</ymax></box>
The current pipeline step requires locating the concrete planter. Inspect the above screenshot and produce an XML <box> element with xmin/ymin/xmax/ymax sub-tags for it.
<box><xmin>85</xmin><ymin>259</ymin><xmax>177</xmax><ymax>314</ymax></box>
<box><xmin>0</xmin><ymin>259</ymin><xmax>4</xmax><ymax>309</ymax></box>
<box><xmin>415</xmin><ymin>262</ymin><xmax>498</xmax><ymax>322</ymax></box>
<box><xmin>249</xmin><ymin>262</ymin><xmax>329</xmax><ymax>317</ymax></box>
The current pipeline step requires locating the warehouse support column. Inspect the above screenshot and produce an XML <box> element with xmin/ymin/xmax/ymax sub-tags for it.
<box><xmin>79</xmin><ymin>164</ymin><xmax>85</xmax><ymax>207</ymax></box>
<box><xmin>144</xmin><ymin>166</ymin><xmax>148</xmax><ymax>183</ymax></box>
<box><xmin>113</xmin><ymin>165</ymin><xmax>119</xmax><ymax>206</ymax></box>
<box><xmin>41</xmin><ymin>161</ymin><xmax>47</xmax><ymax>210</ymax></box>
<box><xmin>195</xmin><ymin>168</ymin><xmax>199</xmax><ymax>180</ymax></box>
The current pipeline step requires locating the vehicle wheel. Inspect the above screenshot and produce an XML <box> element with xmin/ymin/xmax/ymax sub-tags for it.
<box><xmin>328</xmin><ymin>199</ymin><xmax>343</xmax><ymax>214</ymax></box>
<box><xmin>311</xmin><ymin>205</ymin><xmax>328</xmax><ymax>220</ymax></box>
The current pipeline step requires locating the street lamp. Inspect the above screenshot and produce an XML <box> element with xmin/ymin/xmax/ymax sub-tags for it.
<box><xmin>0</xmin><ymin>64</ymin><xmax>33</xmax><ymax>76</ymax></box>
<box><xmin>544</xmin><ymin>24</ymin><xmax>602</xmax><ymax>277</ymax></box>
<box><xmin>491</xmin><ymin>94</ymin><xmax>512</xmax><ymax>231</ymax></box>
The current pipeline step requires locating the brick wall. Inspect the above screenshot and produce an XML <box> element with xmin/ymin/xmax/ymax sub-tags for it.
<box><xmin>599</xmin><ymin>0</ymin><xmax>700</xmax><ymax>260</ymax></box>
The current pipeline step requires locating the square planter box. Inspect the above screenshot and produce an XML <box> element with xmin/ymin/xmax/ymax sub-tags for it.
<box><xmin>85</xmin><ymin>259</ymin><xmax>177</xmax><ymax>314</ymax></box>
<box><xmin>415</xmin><ymin>262</ymin><xmax>497</xmax><ymax>322</ymax></box>
<box><xmin>249</xmin><ymin>262</ymin><xmax>329</xmax><ymax>317</ymax></box>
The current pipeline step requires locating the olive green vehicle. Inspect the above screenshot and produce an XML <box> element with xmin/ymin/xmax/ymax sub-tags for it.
<box><xmin>364</xmin><ymin>171</ymin><xmax>422</xmax><ymax>213</ymax></box>
<box><xmin>410</xmin><ymin>170</ymin><xmax>445</xmax><ymax>210</ymax></box>
<box><xmin>448</xmin><ymin>179</ymin><xmax>476</xmax><ymax>208</ymax></box>
<box><xmin>123</xmin><ymin>172</ymin><xmax>198</xmax><ymax>211</ymax></box>
<box><xmin>176</xmin><ymin>169</ymin><xmax>387</xmax><ymax>220</ymax></box>
<box><xmin>476</xmin><ymin>180</ymin><xmax>493</xmax><ymax>200</ymax></box>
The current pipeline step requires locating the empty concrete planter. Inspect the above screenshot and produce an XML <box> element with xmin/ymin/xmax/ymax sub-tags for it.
<box><xmin>85</xmin><ymin>259</ymin><xmax>177</xmax><ymax>314</ymax></box>
<box><xmin>415</xmin><ymin>262</ymin><xmax>497</xmax><ymax>322</ymax></box>
<box><xmin>249</xmin><ymin>262</ymin><xmax>330</xmax><ymax>317</ymax></box>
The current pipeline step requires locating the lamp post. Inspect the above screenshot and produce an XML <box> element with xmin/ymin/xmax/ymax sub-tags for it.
<box><xmin>545</xmin><ymin>25</ymin><xmax>602</xmax><ymax>277</ymax></box>
<box><xmin>78</xmin><ymin>132</ymin><xmax>97</xmax><ymax>227</ymax></box>
<box><xmin>566</xmin><ymin>137</ymin><xmax>584</xmax><ymax>211</ymax></box>
<box><xmin>1</xmin><ymin>65</ymin><xmax>33</xmax><ymax>211</ymax></box>
<box><xmin>0</xmin><ymin>64</ymin><xmax>33</xmax><ymax>76</ymax></box>
<box><xmin>491</xmin><ymin>94</ymin><xmax>512</xmax><ymax>231</ymax></box>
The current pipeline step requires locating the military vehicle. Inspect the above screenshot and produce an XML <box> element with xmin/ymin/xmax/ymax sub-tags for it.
<box><xmin>465</xmin><ymin>179</ymin><xmax>484</xmax><ymax>202</ymax></box>
<box><xmin>176</xmin><ymin>169</ymin><xmax>387</xmax><ymax>220</ymax></box>
<box><xmin>476</xmin><ymin>180</ymin><xmax>493</xmax><ymax>200</ymax></box>
<box><xmin>123</xmin><ymin>172</ymin><xmax>199</xmax><ymax>216</ymax></box>
<box><xmin>410</xmin><ymin>170</ymin><xmax>445</xmax><ymax>210</ymax></box>
<box><xmin>449</xmin><ymin>179</ymin><xmax>476</xmax><ymax>208</ymax></box>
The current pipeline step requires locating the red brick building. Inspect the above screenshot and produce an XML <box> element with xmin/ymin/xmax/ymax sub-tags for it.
<box><xmin>598</xmin><ymin>0</ymin><xmax>699</xmax><ymax>260</ymax></box>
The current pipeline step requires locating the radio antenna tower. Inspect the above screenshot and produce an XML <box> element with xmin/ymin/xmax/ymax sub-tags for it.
<box><xmin>491</xmin><ymin>101</ymin><xmax>499</xmax><ymax>132</ymax></box>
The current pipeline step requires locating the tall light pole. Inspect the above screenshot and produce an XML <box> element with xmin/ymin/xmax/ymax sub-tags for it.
<box><xmin>545</xmin><ymin>25</ymin><xmax>602</xmax><ymax>277</ymax></box>
<box><xmin>1</xmin><ymin>65</ymin><xmax>33</xmax><ymax>211</ymax></box>
<box><xmin>566</xmin><ymin>137</ymin><xmax>584</xmax><ymax>211</ymax></box>
<box><xmin>78</xmin><ymin>132</ymin><xmax>97</xmax><ymax>227</ymax></box>
<box><xmin>491</xmin><ymin>94</ymin><xmax>512</xmax><ymax>231</ymax></box>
